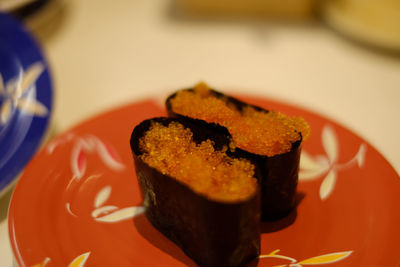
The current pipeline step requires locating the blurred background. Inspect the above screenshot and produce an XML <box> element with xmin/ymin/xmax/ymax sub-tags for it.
<box><xmin>1</xmin><ymin>0</ymin><xmax>399</xmax><ymax>265</ymax></box>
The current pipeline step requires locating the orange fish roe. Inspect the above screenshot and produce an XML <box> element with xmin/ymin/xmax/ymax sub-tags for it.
<box><xmin>139</xmin><ymin>122</ymin><xmax>257</xmax><ymax>202</ymax></box>
<box><xmin>170</xmin><ymin>83</ymin><xmax>310</xmax><ymax>157</ymax></box>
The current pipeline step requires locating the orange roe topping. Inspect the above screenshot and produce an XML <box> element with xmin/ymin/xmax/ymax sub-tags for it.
<box><xmin>139</xmin><ymin>122</ymin><xmax>257</xmax><ymax>202</ymax></box>
<box><xmin>170</xmin><ymin>83</ymin><xmax>311</xmax><ymax>157</ymax></box>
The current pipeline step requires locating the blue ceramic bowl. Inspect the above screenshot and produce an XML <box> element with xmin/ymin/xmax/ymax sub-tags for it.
<box><xmin>0</xmin><ymin>12</ymin><xmax>53</xmax><ymax>195</ymax></box>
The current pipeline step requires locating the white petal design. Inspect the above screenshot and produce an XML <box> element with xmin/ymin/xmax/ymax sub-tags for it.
<box><xmin>17</xmin><ymin>97</ymin><xmax>48</xmax><ymax>116</ymax></box>
<box><xmin>356</xmin><ymin>144</ymin><xmax>367</xmax><ymax>168</ymax></box>
<box><xmin>315</xmin><ymin>155</ymin><xmax>330</xmax><ymax>167</ymax></box>
<box><xmin>94</xmin><ymin>186</ymin><xmax>112</xmax><ymax>208</ymax></box>
<box><xmin>47</xmin><ymin>140</ymin><xmax>61</xmax><ymax>154</ymax></box>
<box><xmin>299</xmin><ymin>165</ymin><xmax>330</xmax><ymax>181</ymax></box>
<box><xmin>71</xmin><ymin>142</ymin><xmax>86</xmax><ymax>179</ymax></box>
<box><xmin>47</xmin><ymin>133</ymin><xmax>75</xmax><ymax>154</ymax></box>
<box><xmin>300</xmin><ymin>151</ymin><xmax>324</xmax><ymax>171</ymax></box>
<box><xmin>94</xmin><ymin>206</ymin><xmax>145</xmax><ymax>223</ymax></box>
<box><xmin>32</xmin><ymin>257</ymin><xmax>51</xmax><ymax>267</ymax></box>
<box><xmin>0</xmin><ymin>99</ymin><xmax>12</xmax><ymax>125</ymax></box>
<box><xmin>92</xmin><ymin>205</ymin><xmax>118</xmax><ymax>218</ymax></box>
<box><xmin>322</xmin><ymin>125</ymin><xmax>339</xmax><ymax>164</ymax></box>
<box><xmin>42</xmin><ymin>257</ymin><xmax>51</xmax><ymax>266</ymax></box>
<box><xmin>94</xmin><ymin>137</ymin><xmax>125</xmax><ymax>171</ymax></box>
<box><xmin>68</xmin><ymin>252</ymin><xmax>90</xmax><ymax>267</ymax></box>
<box><xmin>320</xmin><ymin>170</ymin><xmax>337</xmax><ymax>200</ymax></box>
<box><xmin>20</xmin><ymin>62</ymin><xmax>44</xmax><ymax>94</ymax></box>
<box><xmin>5</xmin><ymin>76</ymin><xmax>19</xmax><ymax>97</ymax></box>
<box><xmin>66</xmin><ymin>203</ymin><xmax>78</xmax><ymax>217</ymax></box>
<box><xmin>81</xmin><ymin>136</ymin><xmax>96</xmax><ymax>152</ymax></box>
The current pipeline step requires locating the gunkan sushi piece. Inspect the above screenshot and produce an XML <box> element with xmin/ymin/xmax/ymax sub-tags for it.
<box><xmin>166</xmin><ymin>83</ymin><xmax>310</xmax><ymax>220</ymax></box>
<box><xmin>130</xmin><ymin>117</ymin><xmax>261</xmax><ymax>267</ymax></box>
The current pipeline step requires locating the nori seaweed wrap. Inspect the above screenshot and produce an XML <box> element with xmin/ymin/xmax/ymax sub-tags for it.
<box><xmin>130</xmin><ymin>117</ymin><xmax>261</xmax><ymax>267</ymax></box>
<box><xmin>166</xmin><ymin>84</ymin><xmax>309</xmax><ymax>220</ymax></box>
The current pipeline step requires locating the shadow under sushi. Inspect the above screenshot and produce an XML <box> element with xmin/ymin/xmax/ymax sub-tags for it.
<box><xmin>133</xmin><ymin>212</ymin><xmax>198</xmax><ymax>266</ymax></box>
<box><xmin>261</xmin><ymin>191</ymin><xmax>305</xmax><ymax>234</ymax></box>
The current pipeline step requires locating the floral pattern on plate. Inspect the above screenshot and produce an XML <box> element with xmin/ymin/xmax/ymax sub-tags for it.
<box><xmin>299</xmin><ymin>124</ymin><xmax>367</xmax><ymax>200</ymax></box>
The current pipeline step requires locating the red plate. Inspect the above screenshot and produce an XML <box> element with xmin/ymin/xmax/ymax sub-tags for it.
<box><xmin>9</xmin><ymin>96</ymin><xmax>400</xmax><ymax>267</ymax></box>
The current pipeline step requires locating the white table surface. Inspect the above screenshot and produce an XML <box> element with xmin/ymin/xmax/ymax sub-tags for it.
<box><xmin>1</xmin><ymin>0</ymin><xmax>399</xmax><ymax>266</ymax></box>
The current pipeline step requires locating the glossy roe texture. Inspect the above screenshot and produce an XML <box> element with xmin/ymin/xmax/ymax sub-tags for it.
<box><xmin>139</xmin><ymin>122</ymin><xmax>257</xmax><ymax>202</ymax></box>
<box><xmin>170</xmin><ymin>84</ymin><xmax>310</xmax><ymax>157</ymax></box>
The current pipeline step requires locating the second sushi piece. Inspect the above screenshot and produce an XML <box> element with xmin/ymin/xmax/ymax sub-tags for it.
<box><xmin>166</xmin><ymin>83</ymin><xmax>310</xmax><ymax>220</ymax></box>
